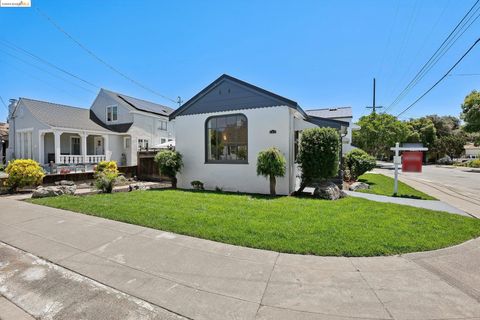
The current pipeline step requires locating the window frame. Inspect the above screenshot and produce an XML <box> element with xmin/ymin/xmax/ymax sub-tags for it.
<box><xmin>159</xmin><ymin>120</ymin><xmax>167</xmax><ymax>131</ymax></box>
<box><xmin>106</xmin><ymin>105</ymin><xmax>118</xmax><ymax>122</ymax></box>
<box><xmin>204</xmin><ymin>113</ymin><xmax>248</xmax><ymax>164</ymax></box>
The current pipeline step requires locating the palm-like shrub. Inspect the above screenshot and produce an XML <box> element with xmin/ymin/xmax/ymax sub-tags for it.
<box><xmin>256</xmin><ymin>147</ymin><xmax>286</xmax><ymax>195</ymax></box>
<box><xmin>154</xmin><ymin>150</ymin><xmax>183</xmax><ymax>188</ymax></box>
<box><xmin>343</xmin><ymin>149</ymin><xmax>376</xmax><ymax>182</ymax></box>
<box><xmin>4</xmin><ymin>159</ymin><xmax>45</xmax><ymax>192</ymax></box>
<box><xmin>94</xmin><ymin>161</ymin><xmax>119</xmax><ymax>193</ymax></box>
<box><xmin>296</xmin><ymin>128</ymin><xmax>340</xmax><ymax>193</ymax></box>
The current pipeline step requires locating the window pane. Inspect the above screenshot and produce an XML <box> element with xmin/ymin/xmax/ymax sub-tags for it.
<box><xmin>216</xmin><ymin>116</ymin><xmax>226</xmax><ymax>128</ymax></box>
<box><xmin>112</xmin><ymin>107</ymin><xmax>118</xmax><ymax>121</ymax></box>
<box><xmin>206</xmin><ymin>115</ymin><xmax>247</xmax><ymax>162</ymax></box>
<box><xmin>238</xmin><ymin>145</ymin><xmax>247</xmax><ymax>160</ymax></box>
<box><xmin>107</xmin><ymin>108</ymin><xmax>112</xmax><ymax>121</ymax></box>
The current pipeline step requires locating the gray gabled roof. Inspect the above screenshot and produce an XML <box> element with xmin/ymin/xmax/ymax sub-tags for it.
<box><xmin>306</xmin><ymin>107</ymin><xmax>352</xmax><ymax>119</ymax></box>
<box><xmin>18</xmin><ymin>98</ymin><xmax>112</xmax><ymax>132</ymax></box>
<box><xmin>169</xmin><ymin>74</ymin><xmax>306</xmax><ymax>120</ymax></box>
<box><xmin>101</xmin><ymin>89</ymin><xmax>175</xmax><ymax>117</ymax></box>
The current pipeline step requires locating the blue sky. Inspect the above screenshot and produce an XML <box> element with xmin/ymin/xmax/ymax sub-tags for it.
<box><xmin>0</xmin><ymin>0</ymin><xmax>479</xmax><ymax>123</ymax></box>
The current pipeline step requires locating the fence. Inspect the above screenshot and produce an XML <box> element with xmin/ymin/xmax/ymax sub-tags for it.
<box><xmin>137</xmin><ymin>151</ymin><xmax>170</xmax><ymax>181</ymax></box>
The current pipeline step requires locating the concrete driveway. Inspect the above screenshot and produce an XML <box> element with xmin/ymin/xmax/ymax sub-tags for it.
<box><xmin>374</xmin><ymin>164</ymin><xmax>480</xmax><ymax>218</ymax></box>
<box><xmin>1</xmin><ymin>197</ymin><xmax>480</xmax><ymax>319</ymax></box>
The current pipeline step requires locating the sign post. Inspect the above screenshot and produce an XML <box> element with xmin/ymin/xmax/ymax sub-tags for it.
<box><xmin>390</xmin><ymin>143</ymin><xmax>428</xmax><ymax>196</ymax></box>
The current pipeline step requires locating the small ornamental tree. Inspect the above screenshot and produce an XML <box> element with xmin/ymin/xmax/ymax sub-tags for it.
<box><xmin>154</xmin><ymin>150</ymin><xmax>183</xmax><ymax>188</ymax></box>
<box><xmin>4</xmin><ymin>159</ymin><xmax>45</xmax><ymax>192</ymax></box>
<box><xmin>256</xmin><ymin>147</ymin><xmax>286</xmax><ymax>195</ymax></box>
<box><xmin>296</xmin><ymin>128</ymin><xmax>340</xmax><ymax>193</ymax></box>
<box><xmin>94</xmin><ymin>161</ymin><xmax>119</xmax><ymax>193</ymax></box>
<box><xmin>343</xmin><ymin>149</ymin><xmax>376</xmax><ymax>182</ymax></box>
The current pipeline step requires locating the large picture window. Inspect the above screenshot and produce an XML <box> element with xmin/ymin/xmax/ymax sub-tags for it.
<box><xmin>206</xmin><ymin>114</ymin><xmax>247</xmax><ymax>163</ymax></box>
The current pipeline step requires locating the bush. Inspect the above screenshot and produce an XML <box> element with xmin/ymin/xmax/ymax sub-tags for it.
<box><xmin>343</xmin><ymin>149</ymin><xmax>376</xmax><ymax>182</ymax></box>
<box><xmin>154</xmin><ymin>150</ymin><xmax>183</xmax><ymax>188</ymax></box>
<box><xmin>94</xmin><ymin>161</ymin><xmax>119</xmax><ymax>193</ymax></box>
<box><xmin>296</xmin><ymin>128</ymin><xmax>340</xmax><ymax>193</ymax></box>
<box><xmin>468</xmin><ymin>159</ymin><xmax>480</xmax><ymax>168</ymax></box>
<box><xmin>191</xmin><ymin>180</ymin><xmax>204</xmax><ymax>190</ymax></box>
<box><xmin>256</xmin><ymin>147</ymin><xmax>286</xmax><ymax>195</ymax></box>
<box><xmin>4</xmin><ymin>159</ymin><xmax>45</xmax><ymax>192</ymax></box>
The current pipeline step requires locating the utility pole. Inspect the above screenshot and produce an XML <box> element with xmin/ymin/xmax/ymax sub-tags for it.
<box><xmin>366</xmin><ymin>78</ymin><xmax>383</xmax><ymax>114</ymax></box>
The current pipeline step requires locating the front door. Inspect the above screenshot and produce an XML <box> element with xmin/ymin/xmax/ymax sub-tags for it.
<box><xmin>94</xmin><ymin>137</ymin><xmax>104</xmax><ymax>155</ymax></box>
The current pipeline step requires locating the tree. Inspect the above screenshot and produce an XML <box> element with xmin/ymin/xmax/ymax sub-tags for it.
<box><xmin>425</xmin><ymin>114</ymin><xmax>460</xmax><ymax>137</ymax></box>
<box><xmin>406</xmin><ymin>117</ymin><xmax>437</xmax><ymax>149</ymax></box>
<box><xmin>256</xmin><ymin>147</ymin><xmax>286</xmax><ymax>195</ymax></box>
<box><xmin>432</xmin><ymin>134</ymin><xmax>466</xmax><ymax>159</ymax></box>
<box><xmin>354</xmin><ymin>113</ymin><xmax>410</xmax><ymax>159</ymax></box>
<box><xmin>343</xmin><ymin>149</ymin><xmax>376</xmax><ymax>182</ymax></box>
<box><xmin>461</xmin><ymin>90</ymin><xmax>480</xmax><ymax>132</ymax></box>
<box><xmin>296</xmin><ymin>127</ymin><xmax>340</xmax><ymax>193</ymax></box>
<box><xmin>154</xmin><ymin>150</ymin><xmax>183</xmax><ymax>188</ymax></box>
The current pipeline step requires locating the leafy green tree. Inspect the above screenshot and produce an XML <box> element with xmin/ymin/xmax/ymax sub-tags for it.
<box><xmin>354</xmin><ymin>113</ymin><xmax>410</xmax><ymax>159</ymax></box>
<box><xmin>425</xmin><ymin>114</ymin><xmax>460</xmax><ymax>137</ymax></box>
<box><xmin>432</xmin><ymin>134</ymin><xmax>466</xmax><ymax>159</ymax></box>
<box><xmin>343</xmin><ymin>149</ymin><xmax>376</xmax><ymax>182</ymax></box>
<box><xmin>256</xmin><ymin>147</ymin><xmax>286</xmax><ymax>195</ymax></box>
<box><xmin>461</xmin><ymin>90</ymin><xmax>480</xmax><ymax>132</ymax></box>
<box><xmin>296</xmin><ymin>128</ymin><xmax>340</xmax><ymax>193</ymax></box>
<box><xmin>406</xmin><ymin>117</ymin><xmax>437</xmax><ymax>149</ymax></box>
<box><xmin>154</xmin><ymin>150</ymin><xmax>183</xmax><ymax>188</ymax></box>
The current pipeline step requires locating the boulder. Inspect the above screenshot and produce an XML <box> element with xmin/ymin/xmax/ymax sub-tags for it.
<box><xmin>312</xmin><ymin>181</ymin><xmax>342</xmax><ymax>200</ymax></box>
<box><xmin>349</xmin><ymin>182</ymin><xmax>370</xmax><ymax>191</ymax></box>
<box><xmin>32</xmin><ymin>185</ymin><xmax>76</xmax><ymax>198</ymax></box>
<box><xmin>128</xmin><ymin>183</ymin><xmax>147</xmax><ymax>192</ymax></box>
<box><xmin>55</xmin><ymin>180</ymin><xmax>75</xmax><ymax>186</ymax></box>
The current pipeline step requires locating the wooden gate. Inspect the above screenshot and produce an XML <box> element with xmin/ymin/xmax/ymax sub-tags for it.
<box><xmin>137</xmin><ymin>150</ymin><xmax>170</xmax><ymax>181</ymax></box>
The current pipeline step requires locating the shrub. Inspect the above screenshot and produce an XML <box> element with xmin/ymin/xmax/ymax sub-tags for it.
<box><xmin>154</xmin><ymin>150</ymin><xmax>183</xmax><ymax>188</ymax></box>
<box><xmin>256</xmin><ymin>147</ymin><xmax>286</xmax><ymax>195</ymax></box>
<box><xmin>343</xmin><ymin>149</ymin><xmax>376</xmax><ymax>182</ymax></box>
<box><xmin>191</xmin><ymin>180</ymin><xmax>204</xmax><ymax>190</ymax></box>
<box><xmin>296</xmin><ymin>128</ymin><xmax>340</xmax><ymax>193</ymax></box>
<box><xmin>468</xmin><ymin>159</ymin><xmax>480</xmax><ymax>168</ymax></box>
<box><xmin>4</xmin><ymin>159</ymin><xmax>45</xmax><ymax>192</ymax></box>
<box><xmin>94</xmin><ymin>161</ymin><xmax>119</xmax><ymax>193</ymax></box>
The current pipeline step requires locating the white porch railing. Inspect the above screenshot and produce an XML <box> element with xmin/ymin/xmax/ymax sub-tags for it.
<box><xmin>85</xmin><ymin>155</ymin><xmax>106</xmax><ymax>163</ymax></box>
<box><xmin>58</xmin><ymin>154</ymin><xmax>106</xmax><ymax>164</ymax></box>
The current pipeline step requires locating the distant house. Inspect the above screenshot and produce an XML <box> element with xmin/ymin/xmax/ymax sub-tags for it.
<box><xmin>305</xmin><ymin>107</ymin><xmax>354</xmax><ymax>154</ymax></box>
<box><xmin>6</xmin><ymin>89</ymin><xmax>174</xmax><ymax>166</ymax></box>
<box><xmin>170</xmin><ymin>74</ymin><xmax>351</xmax><ymax>195</ymax></box>
<box><xmin>0</xmin><ymin>122</ymin><xmax>8</xmax><ymax>165</ymax></box>
<box><xmin>464</xmin><ymin>143</ymin><xmax>480</xmax><ymax>158</ymax></box>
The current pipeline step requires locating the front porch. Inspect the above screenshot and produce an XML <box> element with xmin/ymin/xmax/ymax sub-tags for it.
<box><xmin>40</xmin><ymin>130</ymin><xmax>110</xmax><ymax>166</ymax></box>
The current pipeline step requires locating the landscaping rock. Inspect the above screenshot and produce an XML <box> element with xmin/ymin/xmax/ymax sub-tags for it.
<box><xmin>312</xmin><ymin>181</ymin><xmax>342</xmax><ymax>200</ymax></box>
<box><xmin>55</xmin><ymin>180</ymin><xmax>75</xmax><ymax>186</ymax></box>
<box><xmin>349</xmin><ymin>182</ymin><xmax>370</xmax><ymax>191</ymax></box>
<box><xmin>32</xmin><ymin>185</ymin><xmax>76</xmax><ymax>198</ymax></box>
<box><xmin>128</xmin><ymin>183</ymin><xmax>147</xmax><ymax>192</ymax></box>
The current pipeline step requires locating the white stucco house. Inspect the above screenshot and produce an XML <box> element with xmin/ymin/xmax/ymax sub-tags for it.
<box><xmin>6</xmin><ymin>88</ymin><xmax>174</xmax><ymax>167</ymax></box>
<box><xmin>170</xmin><ymin>74</ymin><xmax>351</xmax><ymax>195</ymax></box>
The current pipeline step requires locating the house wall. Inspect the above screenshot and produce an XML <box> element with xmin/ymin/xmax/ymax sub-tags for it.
<box><xmin>175</xmin><ymin>106</ymin><xmax>293</xmax><ymax>195</ymax></box>
<box><xmin>90</xmin><ymin>90</ymin><xmax>134</xmax><ymax>124</ymax></box>
<box><xmin>8</xmin><ymin>101</ymin><xmax>50</xmax><ymax>162</ymax></box>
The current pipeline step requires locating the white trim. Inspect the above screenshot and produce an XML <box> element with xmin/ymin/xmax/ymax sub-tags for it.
<box><xmin>70</xmin><ymin>135</ymin><xmax>81</xmax><ymax>155</ymax></box>
<box><xmin>16</xmin><ymin>127</ymin><xmax>34</xmax><ymax>133</ymax></box>
<box><xmin>50</xmin><ymin>127</ymin><xmax>118</xmax><ymax>135</ymax></box>
<box><xmin>129</xmin><ymin>109</ymin><xmax>170</xmax><ymax>120</ymax></box>
<box><xmin>123</xmin><ymin>136</ymin><xmax>131</xmax><ymax>149</ymax></box>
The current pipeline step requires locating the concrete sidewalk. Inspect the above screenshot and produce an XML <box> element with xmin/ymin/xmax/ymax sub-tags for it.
<box><xmin>345</xmin><ymin>190</ymin><xmax>471</xmax><ymax>217</ymax></box>
<box><xmin>1</xmin><ymin>197</ymin><xmax>480</xmax><ymax>319</ymax></box>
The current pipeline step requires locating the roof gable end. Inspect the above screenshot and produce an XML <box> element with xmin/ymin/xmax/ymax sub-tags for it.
<box><xmin>170</xmin><ymin>74</ymin><xmax>300</xmax><ymax>119</ymax></box>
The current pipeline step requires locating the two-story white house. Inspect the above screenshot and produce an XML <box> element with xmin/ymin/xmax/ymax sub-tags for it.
<box><xmin>6</xmin><ymin>88</ymin><xmax>174</xmax><ymax>167</ymax></box>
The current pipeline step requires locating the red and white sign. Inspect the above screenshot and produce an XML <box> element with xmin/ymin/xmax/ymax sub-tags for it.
<box><xmin>402</xmin><ymin>151</ymin><xmax>423</xmax><ymax>173</ymax></box>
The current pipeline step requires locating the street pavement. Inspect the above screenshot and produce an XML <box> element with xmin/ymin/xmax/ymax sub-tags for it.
<box><xmin>1</xmin><ymin>197</ymin><xmax>480</xmax><ymax>319</ymax></box>
<box><xmin>374</xmin><ymin>163</ymin><xmax>480</xmax><ymax>218</ymax></box>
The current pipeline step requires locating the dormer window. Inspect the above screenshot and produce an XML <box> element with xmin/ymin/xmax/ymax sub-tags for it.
<box><xmin>106</xmin><ymin>106</ymin><xmax>118</xmax><ymax>122</ymax></box>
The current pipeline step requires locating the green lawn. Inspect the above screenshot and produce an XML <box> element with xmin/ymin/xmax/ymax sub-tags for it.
<box><xmin>29</xmin><ymin>189</ymin><xmax>480</xmax><ymax>256</ymax></box>
<box><xmin>357</xmin><ymin>173</ymin><xmax>437</xmax><ymax>200</ymax></box>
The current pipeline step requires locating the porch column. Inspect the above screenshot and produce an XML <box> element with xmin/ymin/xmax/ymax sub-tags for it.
<box><xmin>39</xmin><ymin>131</ymin><xmax>45</xmax><ymax>164</ymax></box>
<box><xmin>81</xmin><ymin>132</ymin><xmax>87</xmax><ymax>163</ymax></box>
<box><xmin>54</xmin><ymin>131</ymin><xmax>61</xmax><ymax>164</ymax></box>
<box><xmin>102</xmin><ymin>134</ymin><xmax>110</xmax><ymax>161</ymax></box>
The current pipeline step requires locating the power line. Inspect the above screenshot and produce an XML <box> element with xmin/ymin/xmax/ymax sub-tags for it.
<box><xmin>35</xmin><ymin>7</ymin><xmax>177</xmax><ymax>105</ymax></box>
<box><xmin>0</xmin><ymin>46</ymin><xmax>97</xmax><ymax>94</ymax></box>
<box><xmin>396</xmin><ymin>38</ymin><xmax>480</xmax><ymax>118</ymax></box>
<box><xmin>0</xmin><ymin>96</ymin><xmax>8</xmax><ymax>111</ymax></box>
<box><xmin>0</xmin><ymin>38</ymin><xmax>99</xmax><ymax>89</ymax></box>
<box><xmin>448</xmin><ymin>73</ymin><xmax>480</xmax><ymax>76</ymax></box>
<box><xmin>385</xmin><ymin>0</ymin><xmax>480</xmax><ymax>113</ymax></box>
